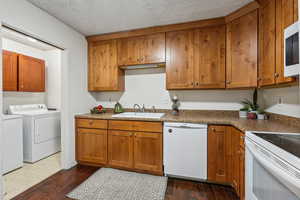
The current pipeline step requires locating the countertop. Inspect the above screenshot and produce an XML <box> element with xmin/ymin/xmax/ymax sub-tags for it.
<box><xmin>75</xmin><ymin>111</ymin><xmax>300</xmax><ymax>134</ymax></box>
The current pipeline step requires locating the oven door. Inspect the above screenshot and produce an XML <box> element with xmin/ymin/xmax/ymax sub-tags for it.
<box><xmin>245</xmin><ymin>138</ymin><xmax>300</xmax><ymax>200</ymax></box>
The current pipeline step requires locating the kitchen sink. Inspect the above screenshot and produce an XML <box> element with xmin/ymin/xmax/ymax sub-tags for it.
<box><xmin>112</xmin><ymin>112</ymin><xmax>165</xmax><ymax>119</ymax></box>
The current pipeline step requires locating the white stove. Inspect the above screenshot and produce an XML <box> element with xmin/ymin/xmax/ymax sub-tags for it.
<box><xmin>245</xmin><ymin>131</ymin><xmax>300</xmax><ymax>200</ymax></box>
<box><xmin>9</xmin><ymin>104</ymin><xmax>61</xmax><ymax>163</ymax></box>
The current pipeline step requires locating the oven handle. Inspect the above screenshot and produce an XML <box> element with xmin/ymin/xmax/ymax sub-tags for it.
<box><xmin>246</xmin><ymin>139</ymin><xmax>300</xmax><ymax>198</ymax></box>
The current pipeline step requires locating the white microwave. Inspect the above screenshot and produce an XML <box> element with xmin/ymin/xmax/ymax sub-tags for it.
<box><xmin>284</xmin><ymin>21</ymin><xmax>300</xmax><ymax>77</ymax></box>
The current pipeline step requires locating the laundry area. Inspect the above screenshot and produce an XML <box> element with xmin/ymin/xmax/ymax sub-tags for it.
<box><xmin>1</xmin><ymin>26</ymin><xmax>62</xmax><ymax>200</ymax></box>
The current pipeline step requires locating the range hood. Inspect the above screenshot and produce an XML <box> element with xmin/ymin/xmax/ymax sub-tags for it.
<box><xmin>120</xmin><ymin>63</ymin><xmax>165</xmax><ymax>70</ymax></box>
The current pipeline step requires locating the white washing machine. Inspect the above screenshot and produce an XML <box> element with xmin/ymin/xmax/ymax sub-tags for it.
<box><xmin>9</xmin><ymin>104</ymin><xmax>61</xmax><ymax>163</ymax></box>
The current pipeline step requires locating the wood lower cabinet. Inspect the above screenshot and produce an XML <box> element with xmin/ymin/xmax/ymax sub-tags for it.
<box><xmin>88</xmin><ymin>39</ymin><xmax>124</xmax><ymax>91</ymax></box>
<box><xmin>226</xmin><ymin>10</ymin><xmax>258</xmax><ymax>88</ymax></box>
<box><xmin>166</xmin><ymin>25</ymin><xmax>226</xmax><ymax>90</ymax></box>
<box><xmin>117</xmin><ymin>33</ymin><xmax>166</xmax><ymax>66</ymax></box>
<box><xmin>108</xmin><ymin>130</ymin><xmax>134</xmax><ymax>169</ymax></box>
<box><xmin>76</xmin><ymin>128</ymin><xmax>108</xmax><ymax>165</ymax></box>
<box><xmin>76</xmin><ymin>118</ymin><xmax>163</xmax><ymax>175</ymax></box>
<box><xmin>208</xmin><ymin>125</ymin><xmax>245</xmax><ymax>200</ymax></box>
<box><xmin>3</xmin><ymin>50</ymin><xmax>18</xmax><ymax>91</ymax></box>
<box><xmin>133</xmin><ymin>132</ymin><xmax>162</xmax><ymax>173</ymax></box>
<box><xmin>207</xmin><ymin>126</ymin><xmax>231</xmax><ymax>183</ymax></box>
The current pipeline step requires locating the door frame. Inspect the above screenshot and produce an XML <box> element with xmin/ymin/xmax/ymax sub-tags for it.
<box><xmin>0</xmin><ymin>23</ymin><xmax>70</xmax><ymax>200</ymax></box>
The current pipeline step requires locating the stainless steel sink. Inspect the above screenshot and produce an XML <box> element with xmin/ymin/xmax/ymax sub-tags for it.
<box><xmin>112</xmin><ymin>112</ymin><xmax>165</xmax><ymax>119</ymax></box>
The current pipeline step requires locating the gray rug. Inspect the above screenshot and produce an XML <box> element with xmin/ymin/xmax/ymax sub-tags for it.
<box><xmin>67</xmin><ymin>168</ymin><xmax>168</xmax><ymax>200</ymax></box>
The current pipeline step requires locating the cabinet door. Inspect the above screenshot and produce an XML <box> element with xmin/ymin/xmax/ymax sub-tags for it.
<box><xmin>140</xmin><ymin>33</ymin><xmax>166</xmax><ymax>64</ymax></box>
<box><xmin>88</xmin><ymin>39</ymin><xmax>124</xmax><ymax>91</ymax></box>
<box><xmin>275</xmin><ymin>0</ymin><xmax>297</xmax><ymax>84</ymax></box>
<box><xmin>133</xmin><ymin>132</ymin><xmax>162</xmax><ymax>173</ymax></box>
<box><xmin>193</xmin><ymin>26</ymin><xmax>226</xmax><ymax>89</ymax></box>
<box><xmin>118</xmin><ymin>36</ymin><xmax>141</xmax><ymax>66</ymax></box>
<box><xmin>208</xmin><ymin>126</ymin><xmax>230</xmax><ymax>183</ymax></box>
<box><xmin>226</xmin><ymin>10</ymin><xmax>258</xmax><ymax>88</ymax></box>
<box><xmin>18</xmin><ymin>54</ymin><xmax>45</xmax><ymax>92</ymax></box>
<box><xmin>2</xmin><ymin>50</ymin><xmax>18</xmax><ymax>91</ymax></box>
<box><xmin>108</xmin><ymin>130</ymin><xmax>134</xmax><ymax>169</ymax></box>
<box><xmin>118</xmin><ymin>33</ymin><xmax>165</xmax><ymax>66</ymax></box>
<box><xmin>166</xmin><ymin>30</ymin><xmax>194</xmax><ymax>89</ymax></box>
<box><xmin>259</xmin><ymin>0</ymin><xmax>276</xmax><ymax>86</ymax></box>
<box><xmin>77</xmin><ymin>128</ymin><xmax>108</xmax><ymax>164</ymax></box>
<box><xmin>239</xmin><ymin>147</ymin><xmax>245</xmax><ymax>200</ymax></box>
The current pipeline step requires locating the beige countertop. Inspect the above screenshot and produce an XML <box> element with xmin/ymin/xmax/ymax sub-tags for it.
<box><xmin>75</xmin><ymin>111</ymin><xmax>300</xmax><ymax>134</ymax></box>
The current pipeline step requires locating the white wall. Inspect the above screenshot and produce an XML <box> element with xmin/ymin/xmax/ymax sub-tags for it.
<box><xmin>45</xmin><ymin>49</ymin><xmax>61</xmax><ymax>109</ymax></box>
<box><xmin>93</xmin><ymin>68</ymin><xmax>253</xmax><ymax>110</ymax></box>
<box><xmin>0</xmin><ymin>2</ymin><xmax>96</xmax><ymax>197</ymax></box>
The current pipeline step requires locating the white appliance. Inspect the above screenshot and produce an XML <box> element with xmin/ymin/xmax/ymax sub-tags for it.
<box><xmin>163</xmin><ymin>122</ymin><xmax>207</xmax><ymax>180</ymax></box>
<box><xmin>245</xmin><ymin>131</ymin><xmax>300</xmax><ymax>200</ymax></box>
<box><xmin>284</xmin><ymin>21</ymin><xmax>300</xmax><ymax>77</ymax></box>
<box><xmin>2</xmin><ymin>115</ymin><xmax>23</xmax><ymax>174</ymax></box>
<box><xmin>9</xmin><ymin>104</ymin><xmax>61</xmax><ymax>163</ymax></box>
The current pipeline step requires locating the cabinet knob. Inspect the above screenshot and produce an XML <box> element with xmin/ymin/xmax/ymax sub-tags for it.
<box><xmin>275</xmin><ymin>73</ymin><xmax>279</xmax><ymax>78</ymax></box>
<box><xmin>196</xmin><ymin>82</ymin><xmax>199</xmax><ymax>86</ymax></box>
<box><xmin>226</xmin><ymin>81</ymin><xmax>231</xmax><ymax>84</ymax></box>
<box><xmin>212</xmin><ymin>128</ymin><xmax>216</xmax><ymax>132</ymax></box>
<box><xmin>191</xmin><ymin>82</ymin><xmax>194</xmax><ymax>86</ymax></box>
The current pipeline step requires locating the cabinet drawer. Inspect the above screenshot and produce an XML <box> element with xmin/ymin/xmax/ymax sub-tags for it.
<box><xmin>108</xmin><ymin>120</ymin><xmax>162</xmax><ymax>132</ymax></box>
<box><xmin>76</xmin><ymin>119</ymin><xmax>107</xmax><ymax>129</ymax></box>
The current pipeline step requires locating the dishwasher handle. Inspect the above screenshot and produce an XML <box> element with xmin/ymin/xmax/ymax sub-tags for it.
<box><xmin>164</xmin><ymin>122</ymin><xmax>207</xmax><ymax>129</ymax></box>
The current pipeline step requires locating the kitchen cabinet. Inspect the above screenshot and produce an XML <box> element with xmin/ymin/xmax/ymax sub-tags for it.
<box><xmin>226</xmin><ymin>10</ymin><xmax>258</xmax><ymax>88</ymax></box>
<box><xmin>117</xmin><ymin>33</ymin><xmax>166</xmax><ymax>66</ymax></box>
<box><xmin>77</xmin><ymin>128</ymin><xmax>108</xmax><ymax>165</ymax></box>
<box><xmin>108</xmin><ymin>130</ymin><xmax>134</xmax><ymax>169</ymax></box>
<box><xmin>18</xmin><ymin>54</ymin><xmax>45</xmax><ymax>92</ymax></box>
<box><xmin>88</xmin><ymin>39</ymin><xmax>124</xmax><ymax>91</ymax></box>
<box><xmin>133</xmin><ymin>132</ymin><xmax>162</xmax><ymax>173</ymax></box>
<box><xmin>166</xmin><ymin>25</ymin><xmax>226</xmax><ymax>90</ymax></box>
<box><xmin>259</xmin><ymin>0</ymin><xmax>297</xmax><ymax>87</ymax></box>
<box><xmin>3</xmin><ymin>50</ymin><xmax>18</xmax><ymax>91</ymax></box>
<box><xmin>207</xmin><ymin>125</ymin><xmax>245</xmax><ymax>199</ymax></box>
<box><xmin>76</xmin><ymin>118</ymin><xmax>163</xmax><ymax>175</ymax></box>
<box><xmin>275</xmin><ymin>0</ymin><xmax>297</xmax><ymax>85</ymax></box>
<box><xmin>207</xmin><ymin>125</ymin><xmax>231</xmax><ymax>183</ymax></box>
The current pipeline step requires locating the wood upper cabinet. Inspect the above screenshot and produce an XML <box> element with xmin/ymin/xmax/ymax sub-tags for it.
<box><xmin>226</xmin><ymin>10</ymin><xmax>258</xmax><ymax>88</ymax></box>
<box><xmin>259</xmin><ymin>0</ymin><xmax>298</xmax><ymax>87</ymax></box>
<box><xmin>133</xmin><ymin>132</ymin><xmax>162</xmax><ymax>173</ymax></box>
<box><xmin>166</xmin><ymin>25</ymin><xmax>226</xmax><ymax>90</ymax></box>
<box><xmin>193</xmin><ymin>26</ymin><xmax>226</xmax><ymax>88</ymax></box>
<box><xmin>77</xmin><ymin>128</ymin><xmax>108</xmax><ymax>164</ymax></box>
<box><xmin>88</xmin><ymin>39</ymin><xmax>124</xmax><ymax>91</ymax></box>
<box><xmin>207</xmin><ymin>125</ymin><xmax>231</xmax><ymax>183</ymax></box>
<box><xmin>3</xmin><ymin>50</ymin><xmax>18</xmax><ymax>91</ymax></box>
<box><xmin>18</xmin><ymin>54</ymin><xmax>45</xmax><ymax>92</ymax></box>
<box><xmin>166</xmin><ymin>29</ymin><xmax>194</xmax><ymax>89</ymax></box>
<box><xmin>259</xmin><ymin>0</ymin><xmax>276</xmax><ymax>86</ymax></box>
<box><xmin>117</xmin><ymin>33</ymin><xmax>166</xmax><ymax>66</ymax></box>
<box><xmin>108</xmin><ymin>130</ymin><xmax>134</xmax><ymax>169</ymax></box>
<box><xmin>275</xmin><ymin>0</ymin><xmax>298</xmax><ymax>84</ymax></box>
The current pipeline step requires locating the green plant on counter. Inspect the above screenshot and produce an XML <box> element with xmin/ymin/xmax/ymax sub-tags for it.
<box><xmin>241</xmin><ymin>89</ymin><xmax>259</xmax><ymax>112</ymax></box>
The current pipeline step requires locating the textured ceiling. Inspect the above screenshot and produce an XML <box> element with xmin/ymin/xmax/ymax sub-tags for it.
<box><xmin>27</xmin><ymin>0</ymin><xmax>253</xmax><ymax>36</ymax></box>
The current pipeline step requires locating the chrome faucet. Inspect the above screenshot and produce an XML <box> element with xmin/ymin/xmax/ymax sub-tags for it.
<box><xmin>133</xmin><ymin>104</ymin><xmax>146</xmax><ymax>112</ymax></box>
<box><xmin>133</xmin><ymin>104</ymin><xmax>142</xmax><ymax>113</ymax></box>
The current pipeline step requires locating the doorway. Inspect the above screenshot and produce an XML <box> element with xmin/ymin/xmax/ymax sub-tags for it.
<box><xmin>1</xmin><ymin>26</ymin><xmax>65</xmax><ymax>199</ymax></box>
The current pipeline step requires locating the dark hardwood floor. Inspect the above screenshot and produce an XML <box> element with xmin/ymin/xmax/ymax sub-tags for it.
<box><xmin>11</xmin><ymin>165</ymin><xmax>238</xmax><ymax>200</ymax></box>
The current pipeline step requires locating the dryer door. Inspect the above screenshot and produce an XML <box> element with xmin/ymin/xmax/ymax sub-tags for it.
<box><xmin>34</xmin><ymin>114</ymin><xmax>60</xmax><ymax>144</ymax></box>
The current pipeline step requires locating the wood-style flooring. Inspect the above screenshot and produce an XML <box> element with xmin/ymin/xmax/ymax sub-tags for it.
<box><xmin>11</xmin><ymin>165</ymin><xmax>239</xmax><ymax>200</ymax></box>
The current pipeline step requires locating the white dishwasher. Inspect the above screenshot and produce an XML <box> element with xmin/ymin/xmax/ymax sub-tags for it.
<box><xmin>163</xmin><ymin>122</ymin><xmax>207</xmax><ymax>180</ymax></box>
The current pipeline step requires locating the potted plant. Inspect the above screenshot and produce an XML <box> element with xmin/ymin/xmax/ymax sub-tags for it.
<box><xmin>241</xmin><ymin>89</ymin><xmax>259</xmax><ymax>119</ymax></box>
<box><xmin>239</xmin><ymin>106</ymin><xmax>249</xmax><ymax>118</ymax></box>
<box><xmin>257</xmin><ymin>109</ymin><xmax>266</xmax><ymax>120</ymax></box>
